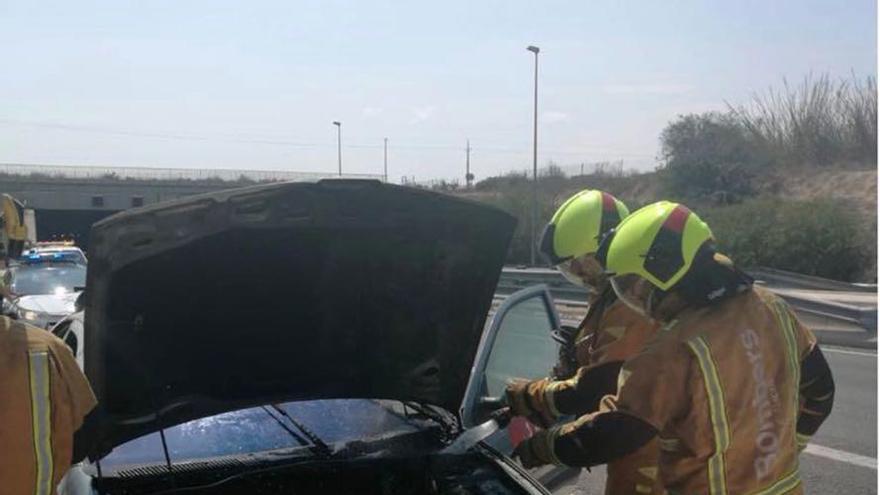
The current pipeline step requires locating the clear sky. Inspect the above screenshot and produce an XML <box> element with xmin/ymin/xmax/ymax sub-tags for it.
<box><xmin>0</xmin><ymin>0</ymin><xmax>876</xmax><ymax>183</ymax></box>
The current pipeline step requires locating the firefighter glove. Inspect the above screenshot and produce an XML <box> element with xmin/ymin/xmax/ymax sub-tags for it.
<box><xmin>505</xmin><ymin>378</ymin><xmax>558</xmax><ymax>428</ymax></box>
<box><xmin>514</xmin><ymin>427</ymin><xmax>563</xmax><ymax>469</ymax></box>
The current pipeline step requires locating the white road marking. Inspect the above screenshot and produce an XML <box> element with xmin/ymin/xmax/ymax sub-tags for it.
<box><xmin>804</xmin><ymin>444</ymin><xmax>877</xmax><ymax>470</ymax></box>
<box><xmin>821</xmin><ymin>346</ymin><xmax>877</xmax><ymax>358</ymax></box>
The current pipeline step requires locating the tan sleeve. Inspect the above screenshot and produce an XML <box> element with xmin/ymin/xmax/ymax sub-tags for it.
<box><xmin>590</xmin><ymin>300</ymin><xmax>659</xmax><ymax>364</ymax></box>
<box><xmin>546</xmin><ymin>360</ymin><xmax>624</xmax><ymax>416</ymax></box>
<box><xmin>49</xmin><ymin>338</ymin><xmax>97</xmax><ymax>431</ymax></box>
<box><xmin>612</xmin><ymin>339</ymin><xmax>694</xmax><ymax>431</ymax></box>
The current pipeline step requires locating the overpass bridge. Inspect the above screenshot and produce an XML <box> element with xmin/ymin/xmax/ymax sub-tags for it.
<box><xmin>0</xmin><ymin>163</ymin><xmax>382</xmax><ymax>247</ymax></box>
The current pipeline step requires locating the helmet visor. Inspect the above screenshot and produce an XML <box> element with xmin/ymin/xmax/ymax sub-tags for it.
<box><xmin>558</xmin><ymin>258</ymin><xmax>586</xmax><ymax>287</ymax></box>
<box><xmin>610</xmin><ymin>274</ymin><xmax>655</xmax><ymax>317</ymax></box>
<box><xmin>557</xmin><ymin>254</ymin><xmax>604</xmax><ymax>289</ymax></box>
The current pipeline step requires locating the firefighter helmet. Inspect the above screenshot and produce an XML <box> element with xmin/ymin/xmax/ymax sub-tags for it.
<box><xmin>539</xmin><ymin>190</ymin><xmax>629</xmax><ymax>264</ymax></box>
<box><xmin>599</xmin><ymin>201</ymin><xmax>714</xmax><ymax>291</ymax></box>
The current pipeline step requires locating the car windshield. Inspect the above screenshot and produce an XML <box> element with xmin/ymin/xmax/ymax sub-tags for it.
<box><xmin>98</xmin><ymin>399</ymin><xmax>432</xmax><ymax>470</ymax></box>
<box><xmin>10</xmin><ymin>264</ymin><xmax>87</xmax><ymax>296</ymax></box>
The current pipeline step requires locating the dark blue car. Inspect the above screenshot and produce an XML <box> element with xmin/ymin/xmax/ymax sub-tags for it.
<box><xmin>62</xmin><ymin>181</ymin><xmax>572</xmax><ymax>495</ymax></box>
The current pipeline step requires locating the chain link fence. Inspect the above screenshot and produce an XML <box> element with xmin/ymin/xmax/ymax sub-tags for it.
<box><xmin>0</xmin><ymin>163</ymin><xmax>383</xmax><ymax>183</ymax></box>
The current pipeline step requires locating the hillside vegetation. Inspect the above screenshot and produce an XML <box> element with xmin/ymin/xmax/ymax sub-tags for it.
<box><xmin>454</xmin><ymin>74</ymin><xmax>877</xmax><ymax>282</ymax></box>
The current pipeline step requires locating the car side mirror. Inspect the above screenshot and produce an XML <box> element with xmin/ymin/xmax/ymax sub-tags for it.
<box><xmin>550</xmin><ymin>324</ymin><xmax>579</xmax><ymax>346</ymax></box>
<box><xmin>74</xmin><ymin>291</ymin><xmax>87</xmax><ymax>312</ymax></box>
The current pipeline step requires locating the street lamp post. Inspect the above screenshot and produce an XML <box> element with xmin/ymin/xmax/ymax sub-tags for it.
<box><xmin>383</xmin><ymin>137</ymin><xmax>388</xmax><ymax>183</ymax></box>
<box><xmin>332</xmin><ymin>121</ymin><xmax>342</xmax><ymax>176</ymax></box>
<box><xmin>527</xmin><ymin>45</ymin><xmax>540</xmax><ymax>266</ymax></box>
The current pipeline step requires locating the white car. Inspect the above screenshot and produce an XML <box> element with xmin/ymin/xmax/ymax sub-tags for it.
<box><xmin>51</xmin><ymin>311</ymin><xmax>85</xmax><ymax>369</ymax></box>
<box><xmin>22</xmin><ymin>243</ymin><xmax>87</xmax><ymax>265</ymax></box>
<box><xmin>4</xmin><ymin>261</ymin><xmax>86</xmax><ymax>329</ymax></box>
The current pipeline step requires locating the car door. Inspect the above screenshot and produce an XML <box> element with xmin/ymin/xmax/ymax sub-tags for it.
<box><xmin>51</xmin><ymin>314</ymin><xmax>84</xmax><ymax>369</ymax></box>
<box><xmin>461</xmin><ymin>284</ymin><xmax>561</xmax><ymax>427</ymax></box>
<box><xmin>460</xmin><ymin>285</ymin><xmax>581</xmax><ymax>489</ymax></box>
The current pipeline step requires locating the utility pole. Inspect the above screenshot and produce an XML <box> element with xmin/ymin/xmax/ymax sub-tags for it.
<box><xmin>332</xmin><ymin>121</ymin><xmax>342</xmax><ymax>176</ymax></box>
<box><xmin>465</xmin><ymin>139</ymin><xmax>473</xmax><ymax>188</ymax></box>
<box><xmin>383</xmin><ymin>137</ymin><xmax>388</xmax><ymax>183</ymax></box>
<box><xmin>527</xmin><ymin>45</ymin><xmax>540</xmax><ymax>266</ymax></box>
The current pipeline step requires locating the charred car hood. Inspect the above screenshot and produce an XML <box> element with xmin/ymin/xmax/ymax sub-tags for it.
<box><xmin>83</xmin><ymin>180</ymin><xmax>515</xmax><ymax>454</ymax></box>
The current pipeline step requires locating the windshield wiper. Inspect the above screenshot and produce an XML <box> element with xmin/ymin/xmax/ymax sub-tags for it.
<box><xmin>401</xmin><ymin>401</ymin><xmax>458</xmax><ymax>441</ymax></box>
<box><xmin>268</xmin><ymin>404</ymin><xmax>333</xmax><ymax>459</ymax></box>
<box><xmin>260</xmin><ymin>406</ymin><xmax>311</xmax><ymax>447</ymax></box>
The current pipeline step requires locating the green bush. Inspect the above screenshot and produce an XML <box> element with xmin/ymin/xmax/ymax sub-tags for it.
<box><xmin>657</xmin><ymin>75</ymin><xmax>877</xmax><ymax>202</ymax></box>
<box><xmin>699</xmin><ymin>198</ymin><xmax>874</xmax><ymax>282</ymax></box>
<box><xmin>658</xmin><ymin>112</ymin><xmax>770</xmax><ymax>201</ymax></box>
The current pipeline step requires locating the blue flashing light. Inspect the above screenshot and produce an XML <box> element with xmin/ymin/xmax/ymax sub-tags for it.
<box><xmin>20</xmin><ymin>251</ymin><xmax>78</xmax><ymax>265</ymax></box>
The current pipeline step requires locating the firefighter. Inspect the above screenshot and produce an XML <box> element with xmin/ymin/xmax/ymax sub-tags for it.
<box><xmin>505</xmin><ymin>189</ymin><xmax>664</xmax><ymax>495</ymax></box>
<box><xmin>1</xmin><ymin>315</ymin><xmax>97</xmax><ymax>494</ymax></box>
<box><xmin>0</xmin><ymin>255</ymin><xmax>18</xmax><ymax>302</ymax></box>
<box><xmin>513</xmin><ymin>201</ymin><xmax>835</xmax><ymax>495</ymax></box>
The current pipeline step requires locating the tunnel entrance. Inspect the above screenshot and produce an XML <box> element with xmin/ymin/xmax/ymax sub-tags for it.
<box><xmin>34</xmin><ymin>209</ymin><xmax>120</xmax><ymax>250</ymax></box>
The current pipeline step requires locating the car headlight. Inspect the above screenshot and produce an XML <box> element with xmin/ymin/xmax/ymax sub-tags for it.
<box><xmin>19</xmin><ymin>310</ymin><xmax>41</xmax><ymax>322</ymax></box>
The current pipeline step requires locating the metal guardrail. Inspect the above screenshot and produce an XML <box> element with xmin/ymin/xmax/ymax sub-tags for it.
<box><xmin>499</xmin><ymin>267</ymin><xmax>878</xmax><ymax>332</ymax></box>
<box><xmin>774</xmin><ymin>292</ymin><xmax>876</xmax><ymax>330</ymax></box>
<box><xmin>748</xmin><ymin>266</ymin><xmax>877</xmax><ymax>293</ymax></box>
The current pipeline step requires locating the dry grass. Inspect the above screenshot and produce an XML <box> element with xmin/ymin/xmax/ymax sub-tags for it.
<box><xmin>729</xmin><ymin>74</ymin><xmax>877</xmax><ymax>166</ymax></box>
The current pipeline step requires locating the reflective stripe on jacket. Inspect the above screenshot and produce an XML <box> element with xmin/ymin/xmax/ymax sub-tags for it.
<box><xmin>614</xmin><ymin>287</ymin><xmax>815</xmax><ymax>495</ymax></box>
<box><xmin>0</xmin><ymin>316</ymin><xmax>96</xmax><ymax>495</ymax></box>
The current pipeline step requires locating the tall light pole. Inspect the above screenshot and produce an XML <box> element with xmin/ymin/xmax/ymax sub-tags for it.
<box><xmin>465</xmin><ymin>139</ymin><xmax>472</xmax><ymax>188</ymax></box>
<box><xmin>383</xmin><ymin>137</ymin><xmax>388</xmax><ymax>183</ymax></box>
<box><xmin>332</xmin><ymin>121</ymin><xmax>342</xmax><ymax>176</ymax></box>
<box><xmin>527</xmin><ymin>45</ymin><xmax>540</xmax><ymax>266</ymax></box>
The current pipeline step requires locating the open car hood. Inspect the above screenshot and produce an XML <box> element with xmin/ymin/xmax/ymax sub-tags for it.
<box><xmin>83</xmin><ymin>180</ymin><xmax>515</xmax><ymax>455</ymax></box>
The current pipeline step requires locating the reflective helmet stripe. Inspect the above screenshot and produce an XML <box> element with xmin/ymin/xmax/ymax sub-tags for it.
<box><xmin>661</xmin><ymin>204</ymin><xmax>690</xmax><ymax>233</ymax></box>
<box><xmin>28</xmin><ymin>351</ymin><xmax>53</xmax><ymax>495</ymax></box>
<box><xmin>643</xmin><ymin>205</ymin><xmax>693</xmax><ymax>284</ymax></box>
<box><xmin>598</xmin><ymin>192</ymin><xmax>623</xmax><ymax>242</ymax></box>
<box><xmin>601</xmin><ymin>191</ymin><xmax>617</xmax><ymax>212</ymax></box>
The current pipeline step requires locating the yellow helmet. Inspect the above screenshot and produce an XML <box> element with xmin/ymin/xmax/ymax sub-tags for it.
<box><xmin>600</xmin><ymin>201</ymin><xmax>714</xmax><ymax>291</ymax></box>
<box><xmin>539</xmin><ymin>190</ymin><xmax>629</xmax><ymax>265</ymax></box>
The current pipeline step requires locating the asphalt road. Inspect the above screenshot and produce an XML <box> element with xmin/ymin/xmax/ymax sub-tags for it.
<box><xmin>552</xmin><ymin>345</ymin><xmax>878</xmax><ymax>495</ymax></box>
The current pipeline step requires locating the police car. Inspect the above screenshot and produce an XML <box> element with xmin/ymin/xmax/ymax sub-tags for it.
<box><xmin>4</xmin><ymin>250</ymin><xmax>86</xmax><ymax>329</ymax></box>
<box><xmin>23</xmin><ymin>241</ymin><xmax>87</xmax><ymax>265</ymax></box>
